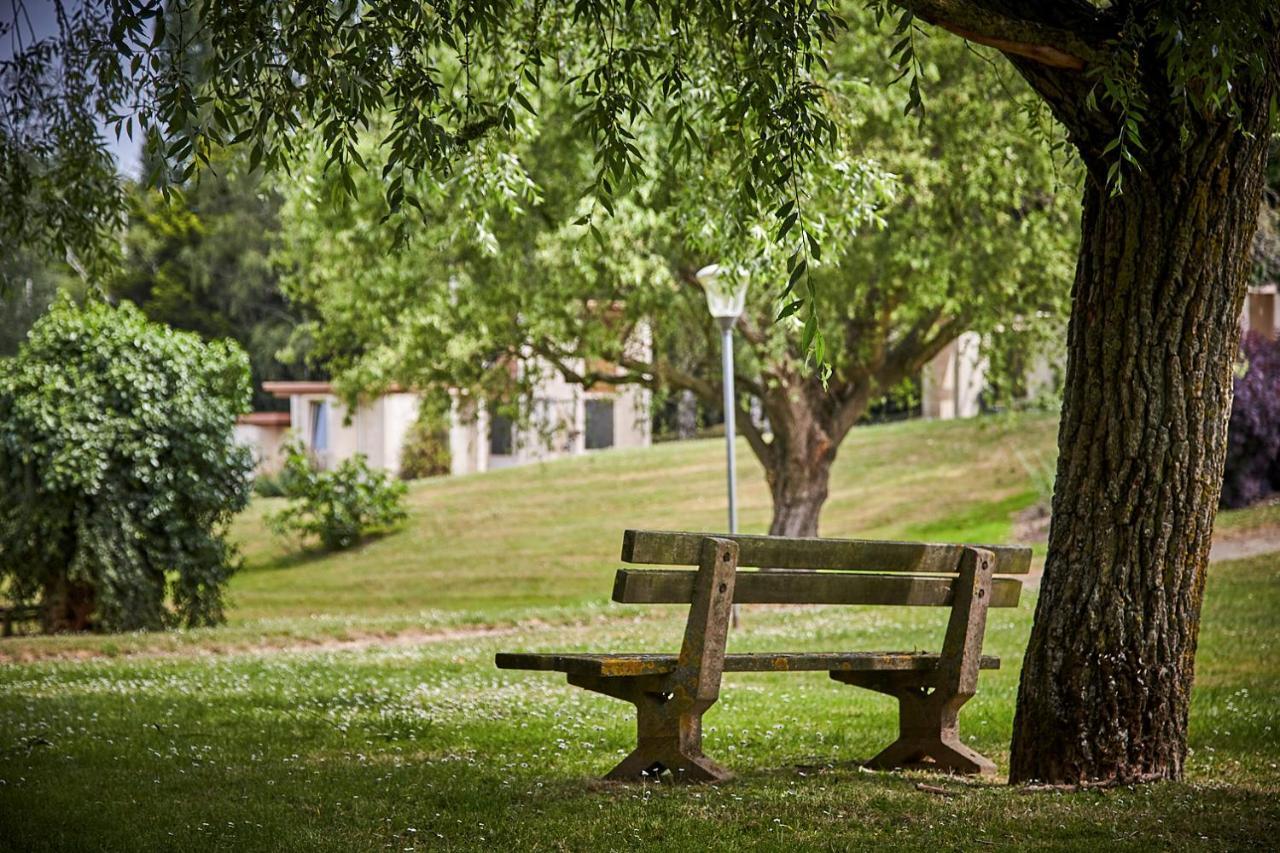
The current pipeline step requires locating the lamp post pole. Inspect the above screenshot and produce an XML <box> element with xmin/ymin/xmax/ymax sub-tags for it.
<box><xmin>717</xmin><ymin>317</ymin><xmax>739</xmax><ymax>537</ymax></box>
<box><xmin>697</xmin><ymin>263</ymin><xmax>749</xmax><ymax>628</ymax></box>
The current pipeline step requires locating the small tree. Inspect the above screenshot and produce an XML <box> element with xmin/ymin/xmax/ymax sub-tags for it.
<box><xmin>268</xmin><ymin>442</ymin><xmax>408</xmax><ymax>551</ymax></box>
<box><xmin>0</xmin><ymin>296</ymin><xmax>253</xmax><ymax>632</ymax></box>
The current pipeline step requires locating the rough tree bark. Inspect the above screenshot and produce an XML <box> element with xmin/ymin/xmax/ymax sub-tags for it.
<box><xmin>41</xmin><ymin>574</ymin><xmax>97</xmax><ymax>633</ymax></box>
<box><xmin>1008</xmin><ymin>114</ymin><xmax>1274</xmax><ymax>783</ymax></box>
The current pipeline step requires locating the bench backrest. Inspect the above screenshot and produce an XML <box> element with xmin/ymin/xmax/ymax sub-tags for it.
<box><xmin>614</xmin><ymin>529</ymin><xmax>1031</xmax><ymax>608</ymax></box>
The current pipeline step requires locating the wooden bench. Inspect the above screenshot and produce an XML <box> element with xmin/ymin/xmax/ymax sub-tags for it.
<box><xmin>496</xmin><ymin>529</ymin><xmax>1031</xmax><ymax>783</ymax></box>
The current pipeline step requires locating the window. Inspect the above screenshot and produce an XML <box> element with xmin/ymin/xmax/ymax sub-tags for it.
<box><xmin>585</xmin><ymin>399</ymin><xmax>615</xmax><ymax>450</ymax></box>
<box><xmin>309</xmin><ymin>400</ymin><xmax>329</xmax><ymax>451</ymax></box>
<box><xmin>489</xmin><ymin>412</ymin><xmax>513</xmax><ymax>456</ymax></box>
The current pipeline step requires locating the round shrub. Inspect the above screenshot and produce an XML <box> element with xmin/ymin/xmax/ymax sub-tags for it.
<box><xmin>0</xmin><ymin>296</ymin><xmax>254</xmax><ymax>632</ymax></box>
<box><xmin>399</xmin><ymin>393</ymin><xmax>452</xmax><ymax>480</ymax></box>
<box><xmin>268</xmin><ymin>442</ymin><xmax>408</xmax><ymax>551</ymax></box>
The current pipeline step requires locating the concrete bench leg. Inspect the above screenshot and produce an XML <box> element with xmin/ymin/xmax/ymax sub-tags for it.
<box><xmin>832</xmin><ymin>672</ymin><xmax>996</xmax><ymax>776</ymax></box>
<box><xmin>569</xmin><ymin>675</ymin><xmax>731</xmax><ymax>783</ymax></box>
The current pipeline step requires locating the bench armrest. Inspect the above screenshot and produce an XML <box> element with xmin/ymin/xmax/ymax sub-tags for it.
<box><xmin>937</xmin><ymin>546</ymin><xmax>995</xmax><ymax>699</ymax></box>
<box><xmin>673</xmin><ymin>537</ymin><xmax>739</xmax><ymax>704</ymax></box>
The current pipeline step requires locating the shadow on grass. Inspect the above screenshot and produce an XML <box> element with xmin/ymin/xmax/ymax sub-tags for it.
<box><xmin>243</xmin><ymin>529</ymin><xmax>404</xmax><ymax>574</ymax></box>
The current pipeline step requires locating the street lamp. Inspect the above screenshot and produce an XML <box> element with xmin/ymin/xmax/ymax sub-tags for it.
<box><xmin>696</xmin><ymin>263</ymin><xmax>749</xmax><ymax>541</ymax></box>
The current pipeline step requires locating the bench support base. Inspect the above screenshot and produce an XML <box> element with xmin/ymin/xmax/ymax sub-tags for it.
<box><xmin>569</xmin><ymin>674</ymin><xmax>731</xmax><ymax>783</ymax></box>
<box><xmin>832</xmin><ymin>671</ymin><xmax>996</xmax><ymax>776</ymax></box>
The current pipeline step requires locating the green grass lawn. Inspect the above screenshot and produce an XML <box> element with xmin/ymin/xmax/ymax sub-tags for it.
<box><xmin>2</xmin><ymin>413</ymin><xmax>1278</xmax><ymax>851</ymax></box>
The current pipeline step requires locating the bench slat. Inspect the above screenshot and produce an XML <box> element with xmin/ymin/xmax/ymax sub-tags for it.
<box><xmin>496</xmin><ymin>651</ymin><xmax>1000</xmax><ymax>678</ymax></box>
<box><xmin>612</xmin><ymin>569</ymin><xmax>1022</xmax><ymax>607</ymax></box>
<box><xmin>622</xmin><ymin>529</ymin><xmax>1032</xmax><ymax>574</ymax></box>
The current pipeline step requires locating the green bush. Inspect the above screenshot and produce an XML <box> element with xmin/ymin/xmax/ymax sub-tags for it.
<box><xmin>0</xmin><ymin>295</ymin><xmax>253</xmax><ymax>632</ymax></box>
<box><xmin>398</xmin><ymin>393</ymin><xmax>452</xmax><ymax>480</ymax></box>
<box><xmin>253</xmin><ymin>471</ymin><xmax>291</xmax><ymax>498</ymax></box>
<box><xmin>268</xmin><ymin>442</ymin><xmax>408</xmax><ymax>551</ymax></box>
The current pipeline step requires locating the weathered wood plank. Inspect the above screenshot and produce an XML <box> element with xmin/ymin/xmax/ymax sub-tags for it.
<box><xmin>495</xmin><ymin>651</ymin><xmax>1001</xmax><ymax>678</ymax></box>
<box><xmin>612</xmin><ymin>569</ymin><xmax>1022</xmax><ymax>607</ymax></box>
<box><xmin>937</xmin><ymin>546</ymin><xmax>995</xmax><ymax>698</ymax></box>
<box><xmin>621</xmin><ymin>529</ymin><xmax>1033</xmax><ymax>574</ymax></box>
<box><xmin>673</xmin><ymin>537</ymin><xmax>737</xmax><ymax>702</ymax></box>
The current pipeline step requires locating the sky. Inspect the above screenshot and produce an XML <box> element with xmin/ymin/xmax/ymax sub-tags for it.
<box><xmin>3</xmin><ymin>0</ymin><xmax>142</xmax><ymax>177</ymax></box>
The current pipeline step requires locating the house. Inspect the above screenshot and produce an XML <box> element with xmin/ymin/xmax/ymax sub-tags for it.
<box><xmin>1242</xmin><ymin>285</ymin><xmax>1278</xmax><ymax>340</ymax></box>
<box><xmin>233</xmin><ymin>411</ymin><xmax>291</xmax><ymax>475</ymax></box>
<box><xmin>235</xmin><ymin>381</ymin><xmax>420</xmax><ymax>476</ymax></box>
<box><xmin>235</xmin><ymin>360</ymin><xmax>653</xmax><ymax>478</ymax></box>
<box><xmin>448</xmin><ymin>365</ymin><xmax>652</xmax><ymax>476</ymax></box>
<box><xmin>922</xmin><ymin>287</ymin><xmax>1278</xmax><ymax>421</ymax></box>
<box><xmin>266</xmin><ymin>381</ymin><xmax>420</xmax><ymax>473</ymax></box>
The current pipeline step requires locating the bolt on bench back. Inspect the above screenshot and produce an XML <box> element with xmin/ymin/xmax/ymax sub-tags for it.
<box><xmin>614</xmin><ymin>529</ymin><xmax>1032</xmax><ymax>608</ymax></box>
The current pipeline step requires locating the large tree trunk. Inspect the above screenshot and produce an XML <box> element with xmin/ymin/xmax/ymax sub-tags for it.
<box><xmin>1009</xmin><ymin>113</ymin><xmax>1272</xmax><ymax>783</ymax></box>
<box><xmin>762</xmin><ymin>392</ymin><xmax>841</xmax><ymax>538</ymax></box>
<box><xmin>767</xmin><ymin>454</ymin><xmax>833</xmax><ymax>537</ymax></box>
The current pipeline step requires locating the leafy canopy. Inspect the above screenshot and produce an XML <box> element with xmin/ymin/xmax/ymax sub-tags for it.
<box><xmin>3</xmin><ymin>0</ymin><xmax>849</xmax><ymax>340</ymax></box>
<box><xmin>274</xmin><ymin>8</ymin><xmax>1077</xmax><ymax>433</ymax></box>
<box><xmin>0</xmin><ymin>295</ymin><xmax>253</xmax><ymax>630</ymax></box>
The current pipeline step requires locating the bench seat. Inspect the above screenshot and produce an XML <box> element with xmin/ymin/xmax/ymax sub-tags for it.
<box><xmin>496</xmin><ymin>651</ymin><xmax>1000</xmax><ymax>678</ymax></box>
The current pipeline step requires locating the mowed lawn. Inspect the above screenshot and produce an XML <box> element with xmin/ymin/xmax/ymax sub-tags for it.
<box><xmin>1</xmin><ymin>413</ymin><xmax>1278</xmax><ymax>851</ymax></box>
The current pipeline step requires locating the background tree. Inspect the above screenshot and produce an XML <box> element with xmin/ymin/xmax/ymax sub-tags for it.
<box><xmin>0</xmin><ymin>296</ymin><xmax>253</xmax><ymax>632</ymax></box>
<box><xmin>278</xmin><ymin>14</ymin><xmax>1076</xmax><ymax>536</ymax></box>
<box><xmin>0</xmin><ymin>249</ymin><xmax>79</xmax><ymax>356</ymax></box>
<box><xmin>2</xmin><ymin>0</ymin><xmax>1277</xmax><ymax>787</ymax></box>
<box><xmin>111</xmin><ymin>151</ymin><xmax>312</xmax><ymax>410</ymax></box>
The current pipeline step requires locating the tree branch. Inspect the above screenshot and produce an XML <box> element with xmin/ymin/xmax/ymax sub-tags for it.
<box><xmin>890</xmin><ymin>0</ymin><xmax>1108</xmax><ymax>70</ymax></box>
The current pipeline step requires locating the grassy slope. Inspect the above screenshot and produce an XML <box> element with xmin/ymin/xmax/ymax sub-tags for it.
<box><xmin>230</xmin><ymin>412</ymin><xmax>1056</xmax><ymax>619</ymax></box>
<box><xmin>0</xmin><ymin>557</ymin><xmax>1275</xmax><ymax>851</ymax></box>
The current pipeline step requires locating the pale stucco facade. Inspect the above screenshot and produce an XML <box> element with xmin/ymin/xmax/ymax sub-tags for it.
<box><xmin>921</xmin><ymin>331</ymin><xmax>988</xmax><ymax>420</ymax></box>
<box><xmin>233</xmin><ymin>412</ymin><xmax>291</xmax><ymax>475</ymax></box>
<box><xmin>1242</xmin><ymin>286</ymin><xmax>1278</xmax><ymax>340</ymax></box>
<box><xmin>233</xmin><ymin>382</ymin><xmax>421</xmax><ymax>477</ymax></box>
<box><xmin>448</xmin><ymin>328</ymin><xmax>654</xmax><ymax>475</ymax></box>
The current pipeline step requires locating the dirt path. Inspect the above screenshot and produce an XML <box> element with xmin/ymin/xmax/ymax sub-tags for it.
<box><xmin>1018</xmin><ymin>512</ymin><xmax>1280</xmax><ymax>588</ymax></box>
<box><xmin>7</xmin><ymin>516</ymin><xmax>1278</xmax><ymax>664</ymax></box>
<box><xmin>1209</xmin><ymin>533</ymin><xmax>1280</xmax><ymax>562</ymax></box>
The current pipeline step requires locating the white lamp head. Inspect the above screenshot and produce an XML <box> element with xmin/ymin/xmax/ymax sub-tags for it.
<box><xmin>696</xmin><ymin>263</ymin><xmax>749</xmax><ymax>323</ymax></box>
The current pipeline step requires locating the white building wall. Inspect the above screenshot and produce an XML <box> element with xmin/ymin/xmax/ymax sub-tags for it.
<box><xmin>614</xmin><ymin>320</ymin><xmax>653</xmax><ymax>448</ymax></box>
<box><xmin>449</xmin><ymin>393</ymin><xmax>488</xmax><ymax>476</ymax></box>
<box><xmin>233</xmin><ymin>423</ymin><xmax>289</xmax><ymax>475</ymax></box>
<box><xmin>922</xmin><ymin>332</ymin><xmax>987</xmax><ymax>420</ymax></box>
<box><xmin>280</xmin><ymin>392</ymin><xmax>410</xmax><ymax>475</ymax></box>
<box><xmin>613</xmin><ymin>383</ymin><xmax>652</xmax><ymax>449</ymax></box>
<box><xmin>1242</xmin><ymin>287</ymin><xmax>1278</xmax><ymax>340</ymax></box>
<box><xmin>382</xmin><ymin>392</ymin><xmax>419</xmax><ymax>476</ymax></box>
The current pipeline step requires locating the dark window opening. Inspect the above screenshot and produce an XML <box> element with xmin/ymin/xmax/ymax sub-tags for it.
<box><xmin>489</xmin><ymin>412</ymin><xmax>513</xmax><ymax>456</ymax></box>
<box><xmin>585</xmin><ymin>399</ymin><xmax>615</xmax><ymax>450</ymax></box>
